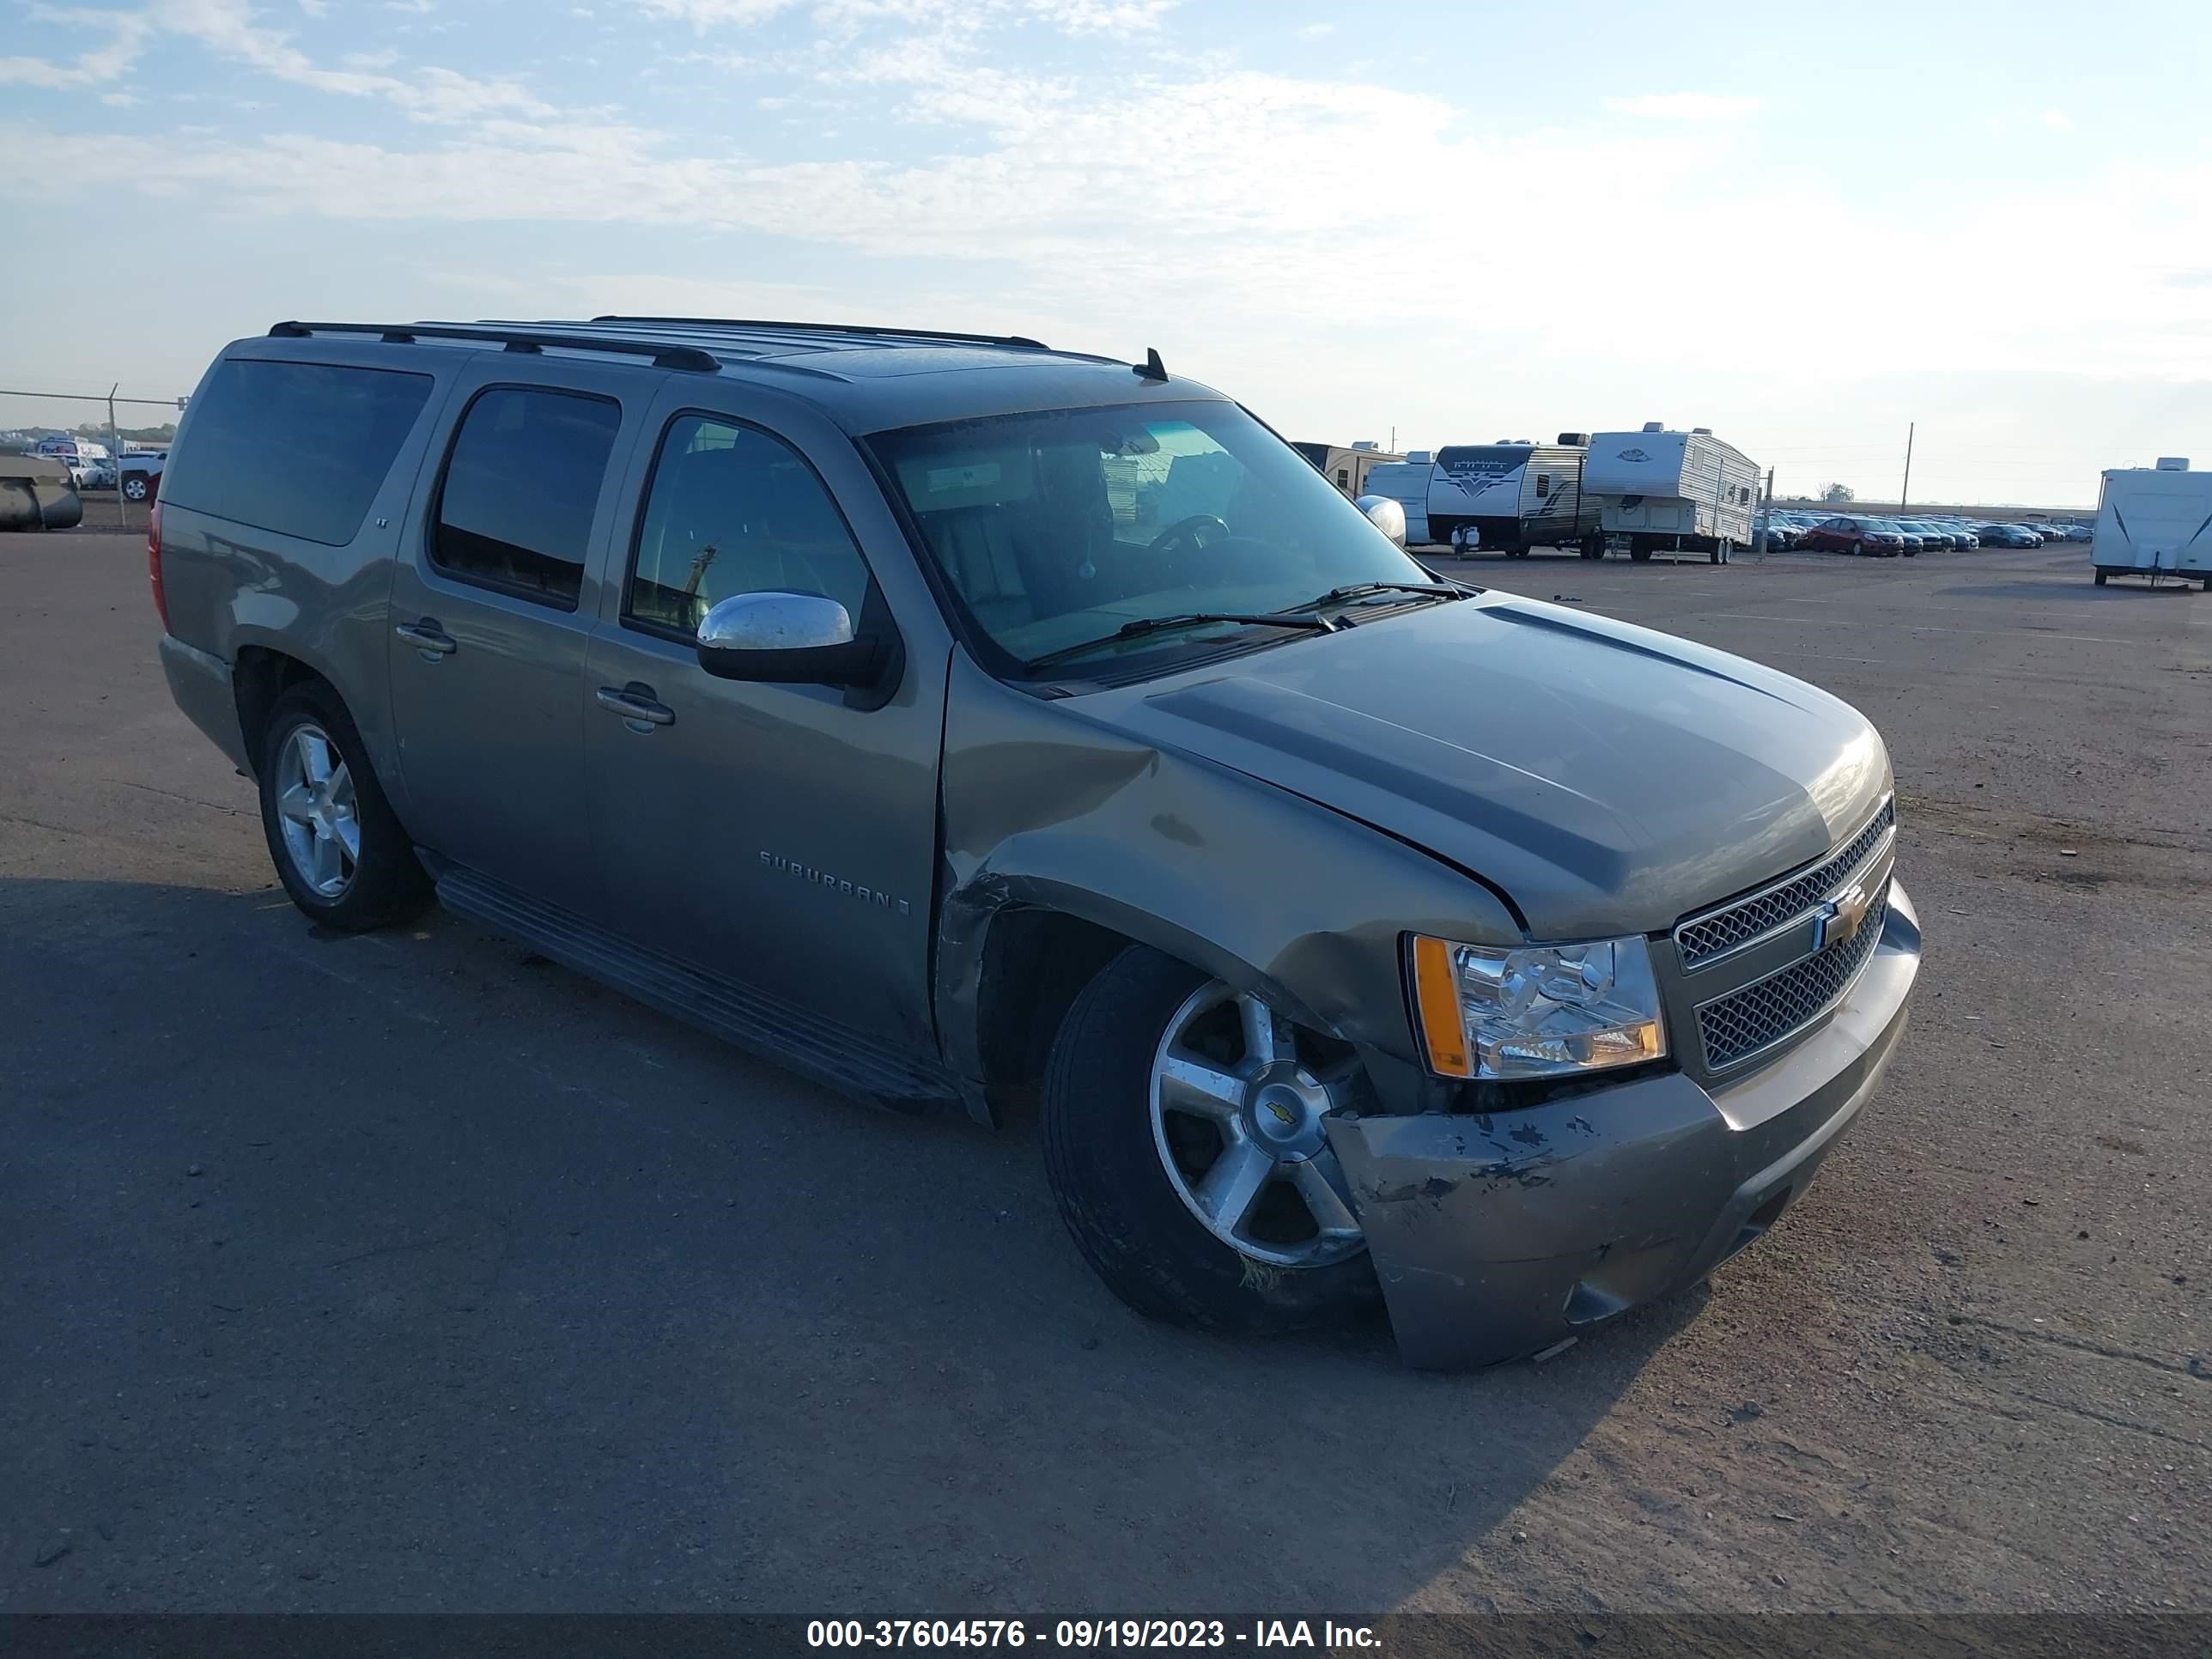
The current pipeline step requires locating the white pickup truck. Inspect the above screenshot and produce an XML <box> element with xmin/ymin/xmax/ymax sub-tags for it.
<box><xmin>118</xmin><ymin>448</ymin><xmax>167</xmax><ymax>503</ymax></box>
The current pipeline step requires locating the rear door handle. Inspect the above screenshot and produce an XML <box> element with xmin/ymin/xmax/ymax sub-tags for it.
<box><xmin>395</xmin><ymin>619</ymin><xmax>457</xmax><ymax>658</ymax></box>
<box><xmin>596</xmin><ymin>683</ymin><xmax>676</xmax><ymax>728</ymax></box>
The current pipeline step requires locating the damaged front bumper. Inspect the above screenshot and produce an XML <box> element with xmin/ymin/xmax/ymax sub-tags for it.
<box><xmin>1326</xmin><ymin>882</ymin><xmax>1921</xmax><ymax>1370</ymax></box>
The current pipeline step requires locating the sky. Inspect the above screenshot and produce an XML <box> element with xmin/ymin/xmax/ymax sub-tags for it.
<box><xmin>4</xmin><ymin>0</ymin><xmax>2210</xmax><ymax>505</ymax></box>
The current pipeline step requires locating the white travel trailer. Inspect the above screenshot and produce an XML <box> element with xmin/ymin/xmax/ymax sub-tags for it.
<box><xmin>1361</xmin><ymin>453</ymin><xmax>1437</xmax><ymax>545</ymax></box>
<box><xmin>1425</xmin><ymin>434</ymin><xmax>1599</xmax><ymax>556</ymax></box>
<box><xmin>2091</xmin><ymin>459</ymin><xmax>2212</xmax><ymax>589</ymax></box>
<box><xmin>1582</xmin><ymin>424</ymin><xmax>1761</xmax><ymax>563</ymax></box>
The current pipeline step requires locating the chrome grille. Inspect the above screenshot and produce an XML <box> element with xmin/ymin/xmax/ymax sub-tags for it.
<box><xmin>1676</xmin><ymin>799</ymin><xmax>1896</xmax><ymax>969</ymax></box>
<box><xmin>1696</xmin><ymin>882</ymin><xmax>1889</xmax><ymax>1070</ymax></box>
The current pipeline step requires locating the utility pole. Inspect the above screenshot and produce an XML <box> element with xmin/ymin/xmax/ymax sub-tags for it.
<box><xmin>1899</xmin><ymin>422</ymin><xmax>1915</xmax><ymax>514</ymax></box>
<box><xmin>1753</xmin><ymin>465</ymin><xmax>1775</xmax><ymax>557</ymax></box>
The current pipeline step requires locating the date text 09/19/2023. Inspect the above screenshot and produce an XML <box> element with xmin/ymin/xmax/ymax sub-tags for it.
<box><xmin>805</xmin><ymin>1620</ymin><xmax>1382</xmax><ymax>1650</ymax></box>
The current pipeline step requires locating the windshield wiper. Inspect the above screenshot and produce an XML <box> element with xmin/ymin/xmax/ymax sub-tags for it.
<box><xmin>1024</xmin><ymin>611</ymin><xmax>1336</xmax><ymax>672</ymax></box>
<box><xmin>1286</xmin><ymin>580</ymin><xmax>1467</xmax><ymax>613</ymax></box>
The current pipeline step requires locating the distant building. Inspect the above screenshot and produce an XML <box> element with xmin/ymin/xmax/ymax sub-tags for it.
<box><xmin>1293</xmin><ymin>441</ymin><xmax>1404</xmax><ymax>499</ymax></box>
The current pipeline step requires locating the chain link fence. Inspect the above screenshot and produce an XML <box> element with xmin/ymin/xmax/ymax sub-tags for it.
<box><xmin>0</xmin><ymin>383</ymin><xmax>190</xmax><ymax>531</ymax></box>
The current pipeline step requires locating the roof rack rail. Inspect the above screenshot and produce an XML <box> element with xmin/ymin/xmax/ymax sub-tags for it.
<box><xmin>587</xmin><ymin>315</ymin><xmax>1050</xmax><ymax>351</ymax></box>
<box><xmin>266</xmin><ymin>320</ymin><xmax>720</xmax><ymax>373</ymax></box>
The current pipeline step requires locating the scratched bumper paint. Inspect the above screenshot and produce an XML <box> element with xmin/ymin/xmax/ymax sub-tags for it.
<box><xmin>1327</xmin><ymin>884</ymin><xmax>1921</xmax><ymax>1370</ymax></box>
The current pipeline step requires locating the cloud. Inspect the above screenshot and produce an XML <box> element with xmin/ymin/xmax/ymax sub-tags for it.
<box><xmin>635</xmin><ymin>0</ymin><xmax>799</xmax><ymax>21</ymax></box>
<box><xmin>3</xmin><ymin>0</ymin><xmax>555</xmax><ymax>121</ymax></box>
<box><xmin>634</xmin><ymin>0</ymin><xmax>1171</xmax><ymax>31</ymax></box>
<box><xmin>2</xmin><ymin>19</ymin><xmax>2204</xmax><ymax>399</ymax></box>
<box><xmin>100</xmin><ymin>88</ymin><xmax>143</xmax><ymax>105</ymax></box>
<box><xmin>1</xmin><ymin>11</ymin><xmax>153</xmax><ymax>88</ymax></box>
<box><xmin>2040</xmin><ymin>108</ymin><xmax>2074</xmax><ymax>131</ymax></box>
<box><xmin>1602</xmin><ymin>92</ymin><xmax>1765</xmax><ymax>121</ymax></box>
<box><xmin>1033</xmin><ymin>0</ymin><xmax>1176</xmax><ymax>28</ymax></box>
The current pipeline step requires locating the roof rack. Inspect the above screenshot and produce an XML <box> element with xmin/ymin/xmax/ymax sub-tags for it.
<box><xmin>587</xmin><ymin>315</ymin><xmax>1050</xmax><ymax>351</ymax></box>
<box><xmin>266</xmin><ymin>320</ymin><xmax>720</xmax><ymax>373</ymax></box>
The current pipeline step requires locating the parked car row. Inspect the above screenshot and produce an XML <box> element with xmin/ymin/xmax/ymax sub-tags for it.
<box><xmin>1760</xmin><ymin>510</ymin><xmax>2087</xmax><ymax>556</ymax></box>
<box><xmin>3</xmin><ymin>435</ymin><xmax>167</xmax><ymax>500</ymax></box>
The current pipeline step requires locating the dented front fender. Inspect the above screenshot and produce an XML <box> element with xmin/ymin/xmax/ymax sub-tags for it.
<box><xmin>933</xmin><ymin>653</ymin><xmax>1520</xmax><ymax>1106</ymax></box>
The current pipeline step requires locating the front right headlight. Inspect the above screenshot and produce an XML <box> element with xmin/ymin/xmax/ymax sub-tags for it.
<box><xmin>1409</xmin><ymin>933</ymin><xmax>1668</xmax><ymax>1080</ymax></box>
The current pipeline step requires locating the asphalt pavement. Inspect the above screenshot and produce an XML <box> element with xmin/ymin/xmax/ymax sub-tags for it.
<box><xmin>3</xmin><ymin>530</ymin><xmax>2205</xmax><ymax>1614</ymax></box>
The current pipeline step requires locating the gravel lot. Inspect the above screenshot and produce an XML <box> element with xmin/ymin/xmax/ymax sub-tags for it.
<box><xmin>3</xmin><ymin>529</ymin><xmax>2205</xmax><ymax>1614</ymax></box>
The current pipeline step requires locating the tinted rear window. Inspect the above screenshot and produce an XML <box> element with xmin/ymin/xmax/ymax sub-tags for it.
<box><xmin>167</xmin><ymin>357</ymin><xmax>433</xmax><ymax>545</ymax></box>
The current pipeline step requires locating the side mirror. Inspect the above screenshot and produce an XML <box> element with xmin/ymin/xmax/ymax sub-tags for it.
<box><xmin>696</xmin><ymin>591</ymin><xmax>884</xmax><ymax>687</ymax></box>
<box><xmin>1355</xmin><ymin>494</ymin><xmax>1407</xmax><ymax>549</ymax></box>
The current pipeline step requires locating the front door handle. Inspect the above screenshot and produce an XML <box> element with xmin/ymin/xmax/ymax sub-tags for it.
<box><xmin>395</xmin><ymin>618</ymin><xmax>457</xmax><ymax>659</ymax></box>
<box><xmin>595</xmin><ymin>683</ymin><xmax>676</xmax><ymax>728</ymax></box>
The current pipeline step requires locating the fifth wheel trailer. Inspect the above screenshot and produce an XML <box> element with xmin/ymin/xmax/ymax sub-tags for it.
<box><xmin>1582</xmin><ymin>424</ymin><xmax>1761</xmax><ymax>563</ymax></box>
<box><xmin>2091</xmin><ymin>459</ymin><xmax>2212</xmax><ymax>589</ymax></box>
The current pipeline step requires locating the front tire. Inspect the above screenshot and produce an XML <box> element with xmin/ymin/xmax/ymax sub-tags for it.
<box><xmin>1042</xmin><ymin>946</ymin><xmax>1379</xmax><ymax>1336</ymax></box>
<box><xmin>257</xmin><ymin>682</ymin><xmax>430</xmax><ymax>932</ymax></box>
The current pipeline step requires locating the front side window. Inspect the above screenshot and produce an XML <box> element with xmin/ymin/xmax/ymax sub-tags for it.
<box><xmin>433</xmin><ymin>387</ymin><xmax>622</xmax><ymax>609</ymax></box>
<box><xmin>871</xmin><ymin>400</ymin><xmax>1435</xmax><ymax>676</ymax></box>
<box><xmin>627</xmin><ymin>415</ymin><xmax>872</xmax><ymax>636</ymax></box>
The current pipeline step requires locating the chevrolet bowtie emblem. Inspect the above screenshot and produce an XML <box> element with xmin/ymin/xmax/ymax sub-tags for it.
<box><xmin>1813</xmin><ymin>878</ymin><xmax>1875</xmax><ymax>952</ymax></box>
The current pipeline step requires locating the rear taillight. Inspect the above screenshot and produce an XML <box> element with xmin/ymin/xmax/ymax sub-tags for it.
<box><xmin>148</xmin><ymin>502</ymin><xmax>169</xmax><ymax>632</ymax></box>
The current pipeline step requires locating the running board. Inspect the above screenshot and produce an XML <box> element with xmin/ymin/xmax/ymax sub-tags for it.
<box><xmin>433</xmin><ymin>865</ymin><xmax>962</xmax><ymax>1114</ymax></box>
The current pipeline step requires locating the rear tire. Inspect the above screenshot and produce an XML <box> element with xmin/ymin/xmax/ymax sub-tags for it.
<box><xmin>2094</xmin><ymin>570</ymin><xmax>2107</xmax><ymax>586</ymax></box>
<box><xmin>257</xmin><ymin>682</ymin><xmax>430</xmax><ymax>932</ymax></box>
<box><xmin>1042</xmin><ymin>946</ymin><xmax>1379</xmax><ymax>1336</ymax></box>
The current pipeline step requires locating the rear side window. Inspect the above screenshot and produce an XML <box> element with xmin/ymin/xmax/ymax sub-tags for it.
<box><xmin>433</xmin><ymin>387</ymin><xmax>623</xmax><ymax>610</ymax></box>
<box><xmin>164</xmin><ymin>358</ymin><xmax>432</xmax><ymax>545</ymax></box>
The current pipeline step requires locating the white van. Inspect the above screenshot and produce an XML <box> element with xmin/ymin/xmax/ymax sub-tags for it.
<box><xmin>2091</xmin><ymin>459</ymin><xmax>2212</xmax><ymax>589</ymax></box>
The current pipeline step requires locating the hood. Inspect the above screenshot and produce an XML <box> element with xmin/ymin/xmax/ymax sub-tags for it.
<box><xmin>1084</xmin><ymin>594</ymin><xmax>1891</xmax><ymax>940</ymax></box>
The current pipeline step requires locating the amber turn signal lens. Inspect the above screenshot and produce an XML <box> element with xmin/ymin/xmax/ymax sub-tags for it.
<box><xmin>1411</xmin><ymin>934</ymin><xmax>1473</xmax><ymax>1078</ymax></box>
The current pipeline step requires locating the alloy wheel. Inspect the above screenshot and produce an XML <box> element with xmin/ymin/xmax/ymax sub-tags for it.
<box><xmin>274</xmin><ymin>723</ymin><xmax>361</xmax><ymax>898</ymax></box>
<box><xmin>1148</xmin><ymin>982</ymin><xmax>1367</xmax><ymax>1269</ymax></box>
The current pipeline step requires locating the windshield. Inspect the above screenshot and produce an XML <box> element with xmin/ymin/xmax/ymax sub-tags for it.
<box><xmin>870</xmin><ymin>399</ymin><xmax>1435</xmax><ymax>675</ymax></box>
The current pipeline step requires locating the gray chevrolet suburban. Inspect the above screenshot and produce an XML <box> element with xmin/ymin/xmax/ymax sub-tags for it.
<box><xmin>153</xmin><ymin>317</ymin><xmax>1919</xmax><ymax>1369</ymax></box>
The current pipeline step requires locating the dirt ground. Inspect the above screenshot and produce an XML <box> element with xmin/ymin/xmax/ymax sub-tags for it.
<box><xmin>1</xmin><ymin>529</ymin><xmax>2203</xmax><ymax>1615</ymax></box>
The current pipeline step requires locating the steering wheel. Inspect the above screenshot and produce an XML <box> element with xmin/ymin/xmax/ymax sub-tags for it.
<box><xmin>1148</xmin><ymin>514</ymin><xmax>1231</xmax><ymax>560</ymax></box>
